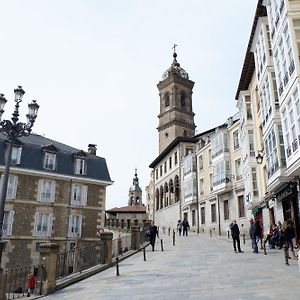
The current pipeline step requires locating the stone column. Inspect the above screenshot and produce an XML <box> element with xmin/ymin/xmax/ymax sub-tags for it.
<box><xmin>131</xmin><ymin>226</ymin><xmax>140</xmax><ymax>250</ymax></box>
<box><xmin>100</xmin><ymin>232</ymin><xmax>113</xmax><ymax>266</ymax></box>
<box><xmin>39</xmin><ymin>243</ymin><xmax>59</xmax><ymax>295</ymax></box>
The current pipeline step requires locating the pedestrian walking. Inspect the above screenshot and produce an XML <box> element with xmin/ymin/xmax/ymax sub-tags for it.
<box><xmin>282</xmin><ymin>221</ymin><xmax>297</xmax><ymax>264</ymax></box>
<box><xmin>182</xmin><ymin>218</ymin><xmax>190</xmax><ymax>236</ymax></box>
<box><xmin>177</xmin><ymin>220</ymin><xmax>182</xmax><ymax>236</ymax></box>
<box><xmin>27</xmin><ymin>273</ymin><xmax>36</xmax><ymax>297</ymax></box>
<box><xmin>252</xmin><ymin>220</ymin><xmax>262</xmax><ymax>253</ymax></box>
<box><xmin>148</xmin><ymin>221</ymin><xmax>159</xmax><ymax>251</ymax></box>
<box><xmin>229</xmin><ymin>220</ymin><xmax>243</xmax><ymax>253</ymax></box>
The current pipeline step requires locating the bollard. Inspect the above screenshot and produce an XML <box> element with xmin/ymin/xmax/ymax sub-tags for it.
<box><xmin>243</xmin><ymin>234</ymin><xmax>245</xmax><ymax>245</ymax></box>
<box><xmin>263</xmin><ymin>242</ymin><xmax>267</xmax><ymax>255</ymax></box>
<box><xmin>143</xmin><ymin>247</ymin><xmax>146</xmax><ymax>261</ymax></box>
<box><xmin>161</xmin><ymin>239</ymin><xmax>164</xmax><ymax>252</ymax></box>
<box><xmin>227</xmin><ymin>231</ymin><xmax>229</xmax><ymax>239</ymax></box>
<box><xmin>210</xmin><ymin>229</ymin><xmax>212</xmax><ymax>237</ymax></box>
<box><xmin>116</xmin><ymin>257</ymin><xmax>120</xmax><ymax>276</ymax></box>
<box><xmin>173</xmin><ymin>230</ymin><xmax>175</xmax><ymax>246</ymax></box>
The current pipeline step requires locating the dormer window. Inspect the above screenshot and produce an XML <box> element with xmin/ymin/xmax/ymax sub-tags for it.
<box><xmin>75</xmin><ymin>158</ymin><xmax>86</xmax><ymax>175</ymax></box>
<box><xmin>11</xmin><ymin>146</ymin><xmax>22</xmax><ymax>165</ymax></box>
<box><xmin>42</xmin><ymin>144</ymin><xmax>59</xmax><ymax>171</ymax></box>
<box><xmin>43</xmin><ymin>152</ymin><xmax>56</xmax><ymax>170</ymax></box>
<box><xmin>73</xmin><ymin>150</ymin><xmax>87</xmax><ymax>175</ymax></box>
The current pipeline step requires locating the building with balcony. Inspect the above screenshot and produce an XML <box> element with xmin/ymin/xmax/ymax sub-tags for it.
<box><xmin>0</xmin><ymin>133</ymin><xmax>112</xmax><ymax>269</ymax></box>
<box><xmin>236</xmin><ymin>0</ymin><xmax>300</xmax><ymax>244</ymax></box>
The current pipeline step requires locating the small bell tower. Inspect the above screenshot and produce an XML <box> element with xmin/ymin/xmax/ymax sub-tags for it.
<box><xmin>128</xmin><ymin>169</ymin><xmax>142</xmax><ymax>206</ymax></box>
<box><xmin>157</xmin><ymin>46</ymin><xmax>196</xmax><ymax>153</ymax></box>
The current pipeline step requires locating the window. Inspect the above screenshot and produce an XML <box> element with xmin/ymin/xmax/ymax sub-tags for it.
<box><xmin>211</xmin><ymin>203</ymin><xmax>216</xmax><ymax>222</ymax></box>
<box><xmin>199</xmin><ymin>178</ymin><xmax>204</xmax><ymax>195</ymax></box>
<box><xmin>208</xmin><ymin>149</ymin><xmax>212</xmax><ymax>165</ymax></box>
<box><xmin>223</xmin><ymin>200</ymin><xmax>229</xmax><ymax>220</ymax></box>
<box><xmin>155</xmin><ymin>169</ymin><xmax>158</xmax><ymax>180</ymax></box>
<box><xmin>211</xmin><ymin>132</ymin><xmax>229</xmax><ymax>159</ymax></box>
<box><xmin>201</xmin><ymin>207</ymin><xmax>205</xmax><ymax>224</ymax></box>
<box><xmin>38</xmin><ymin>180</ymin><xmax>55</xmax><ymax>203</ymax></box>
<box><xmin>33</xmin><ymin>212</ymin><xmax>53</xmax><ymax>237</ymax></box>
<box><xmin>169</xmin><ymin>157</ymin><xmax>172</xmax><ymax>169</ymax></box>
<box><xmin>0</xmin><ymin>175</ymin><xmax>18</xmax><ymax>200</ymax></box>
<box><xmin>174</xmin><ymin>152</ymin><xmax>178</xmax><ymax>165</ymax></box>
<box><xmin>252</xmin><ymin>167</ymin><xmax>259</xmax><ymax>196</ymax></box>
<box><xmin>71</xmin><ymin>184</ymin><xmax>88</xmax><ymax>205</ymax></box>
<box><xmin>238</xmin><ymin>195</ymin><xmax>245</xmax><ymax>218</ymax></box>
<box><xmin>235</xmin><ymin>159</ymin><xmax>242</xmax><ymax>180</ymax></box>
<box><xmin>180</xmin><ymin>92</ymin><xmax>186</xmax><ymax>107</ymax></box>
<box><xmin>74</xmin><ymin>158</ymin><xmax>87</xmax><ymax>175</ymax></box>
<box><xmin>164</xmin><ymin>92</ymin><xmax>170</xmax><ymax>108</ymax></box>
<box><xmin>68</xmin><ymin>215</ymin><xmax>82</xmax><ymax>237</ymax></box>
<box><xmin>159</xmin><ymin>165</ymin><xmax>162</xmax><ymax>176</ymax></box>
<box><xmin>245</xmin><ymin>96</ymin><xmax>252</xmax><ymax>120</ymax></box>
<box><xmin>43</xmin><ymin>152</ymin><xmax>56</xmax><ymax>170</ymax></box>
<box><xmin>233</xmin><ymin>130</ymin><xmax>240</xmax><ymax>150</ymax></box>
<box><xmin>164</xmin><ymin>161</ymin><xmax>167</xmax><ymax>173</ymax></box>
<box><xmin>198</xmin><ymin>155</ymin><xmax>203</xmax><ymax>170</ymax></box>
<box><xmin>192</xmin><ymin>210</ymin><xmax>196</xmax><ymax>226</ymax></box>
<box><xmin>11</xmin><ymin>146</ymin><xmax>22</xmax><ymax>165</ymax></box>
<box><xmin>210</xmin><ymin>174</ymin><xmax>213</xmax><ymax>191</ymax></box>
<box><xmin>2</xmin><ymin>211</ymin><xmax>14</xmax><ymax>236</ymax></box>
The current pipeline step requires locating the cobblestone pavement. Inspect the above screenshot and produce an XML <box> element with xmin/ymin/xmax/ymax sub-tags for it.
<box><xmin>41</xmin><ymin>232</ymin><xmax>300</xmax><ymax>300</ymax></box>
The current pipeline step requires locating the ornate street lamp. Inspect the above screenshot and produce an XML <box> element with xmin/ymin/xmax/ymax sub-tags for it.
<box><xmin>0</xmin><ymin>86</ymin><xmax>39</xmax><ymax>269</ymax></box>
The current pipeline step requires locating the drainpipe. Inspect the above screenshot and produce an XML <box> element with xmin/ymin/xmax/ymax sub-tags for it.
<box><xmin>217</xmin><ymin>194</ymin><xmax>221</xmax><ymax>236</ymax></box>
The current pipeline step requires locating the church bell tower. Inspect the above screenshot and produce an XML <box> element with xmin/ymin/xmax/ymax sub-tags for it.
<box><xmin>128</xmin><ymin>169</ymin><xmax>142</xmax><ymax>206</ymax></box>
<box><xmin>157</xmin><ymin>48</ymin><xmax>196</xmax><ymax>154</ymax></box>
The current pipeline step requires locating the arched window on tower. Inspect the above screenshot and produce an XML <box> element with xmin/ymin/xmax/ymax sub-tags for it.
<box><xmin>169</xmin><ymin>179</ymin><xmax>174</xmax><ymax>205</ymax></box>
<box><xmin>180</xmin><ymin>92</ymin><xmax>186</xmax><ymax>108</ymax></box>
<box><xmin>164</xmin><ymin>92</ymin><xmax>170</xmax><ymax>108</ymax></box>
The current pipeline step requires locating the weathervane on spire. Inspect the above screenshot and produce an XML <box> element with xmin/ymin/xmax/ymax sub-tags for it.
<box><xmin>172</xmin><ymin>43</ymin><xmax>177</xmax><ymax>53</ymax></box>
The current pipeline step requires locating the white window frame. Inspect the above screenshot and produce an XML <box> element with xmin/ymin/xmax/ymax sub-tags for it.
<box><xmin>71</xmin><ymin>184</ymin><xmax>87</xmax><ymax>206</ymax></box>
<box><xmin>68</xmin><ymin>214</ymin><xmax>82</xmax><ymax>238</ymax></box>
<box><xmin>74</xmin><ymin>158</ymin><xmax>87</xmax><ymax>175</ymax></box>
<box><xmin>0</xmin><ymin>175</ymin><xmax>18</xmax><ymax>200</ymax></box>
<box><xmin>11</xmin><ymin>146</ymin><xmax>22</xmax><ymax>165</ymax></box>
<box><xmin>2</xmin><ymin>211</ymin><xmax>14</xmax><ymax>236</ymax></box>
<box><xmin>37</xmin><ymin>179</ymin><xmax>56</xmax><ymax>203</ymax></box>
<box><xmin>33</xmin><ymin>212</ymin><xmax>53</xmax><ymax>237</ymax></box>
<box><xmin>43</xmin><ymin>152</ymin><xmax>56</xmax><ymax>170</ymax></box>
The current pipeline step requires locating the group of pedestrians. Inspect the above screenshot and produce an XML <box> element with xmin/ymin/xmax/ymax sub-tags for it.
<box><xmin>176</xmin><ymin>218</ymin><xmax>190</xmax><ymax>236</ymax></box>
<box><xmin>230</xmin><ymin>218</ymin><xmax>298</xmax><ymax>264</ymax></box>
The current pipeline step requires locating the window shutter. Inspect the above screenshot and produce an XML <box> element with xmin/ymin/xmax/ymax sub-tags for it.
<box><xmin>71</xmin><ymin>184</ymin><xmax>75</xmax><ymax>204</ymax></box>
<box><xmin>37</xmin><ymin>180</ymin><xmax>43</xmax><ymax>202</ymax></box>
<box><xmin>33</xmin><ymin>212</ymin><xmax>39</xmax><ymax>236</ymax></box>
<box><xmin>78</xmin><ymin>215</ymin><xmax>82</xmax><ymax>237</ymax></box>
<box><xmin>82</xmin><ymin>186</ymin><xmax>88</xmax><ymax>206</ymax></box>
<box><xmin>68</xmin><ymin>215</ymin><xmax>72</xmax><ymax>237</ymax></box>
<box><xmin>47</xmin><ymin>213</ymin><xmax>53</xmax><ymax>236</ymax></box>
<box><xmin>11</xmin><ymin>176</ymin><xmax>18</xmax><ymax>199</ymax></box>
<box><xmin>8</xmin><ymin>211</ymin><xmax>15</xmax><ymax>235</ymax></box>
<box><xmin>50</xmin><ymin>181</ymin><xmax>56</xmax><ymax>203</ymax></box>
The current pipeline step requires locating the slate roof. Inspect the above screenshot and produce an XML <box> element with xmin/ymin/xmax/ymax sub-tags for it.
<box><xmin>0</xmin><ymin>133</ymin><xmax>112</xmax><ymax>183</ymax></box>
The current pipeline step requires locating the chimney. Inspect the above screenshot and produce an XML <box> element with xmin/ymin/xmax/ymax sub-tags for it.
<box><xmin>88</xmin><ymin>144</ymin><xmax>97</xmax><ymax>155</ymax></box>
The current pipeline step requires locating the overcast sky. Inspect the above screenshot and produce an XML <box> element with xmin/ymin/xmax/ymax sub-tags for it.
<box><xmin>0</xmin><ymin>0</ymin><xmax>257</xmax><ymax>209</ymax></box>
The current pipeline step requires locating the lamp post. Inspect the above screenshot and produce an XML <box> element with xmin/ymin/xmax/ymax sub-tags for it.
<box><xmin>0</xmin><ymin>86</ymin><xmax>39</xmax><ymax>269</ymax></box>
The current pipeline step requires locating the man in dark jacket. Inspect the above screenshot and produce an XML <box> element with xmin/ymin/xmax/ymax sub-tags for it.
<box><xmin>148</xmin><ymin>221</ymin><xmax>159</xmax><ymax>251</ymax></box>
<box><xmin>182</xmin><ymin>218</ymin><xmax>190</xmax><ymax>236</ymax></box>
<box><xmin>229</xmin><ymin>220</ymin><xmax>243</xmax><ymax>253</ymax></box>
<box><xmin>252</xmin><ymin>220</ymin><xmax>262</xmax><ymax>253</ymax></box>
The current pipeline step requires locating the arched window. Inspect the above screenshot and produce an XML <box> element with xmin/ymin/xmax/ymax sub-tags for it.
<box><xmin>160</xmin><ymin>186</ymin><xmax>164</xmax><ymax>209</ymax></box>
<box><xmin>180</xmin><ymin>92</ymin><xmax>186</xmax><ymax>107</ymax></box>
<box><xmin>155</xmin><ymin>189</ymin><xmax>159</xmax><ymax>211</ymax></box>
<box><xmin>164</xmin><ymin>92</ymin><xmax>170</xmax><ymax>108</ymax></box>
<box><xmin>174</xmin><ymin>175</ymin><xmax>180</xmax><ymax>202</ymax></box>
<box><xmin>169</xmin><ymin>179</ymin><xmax>174</xmax><ymax>193</ymax></box>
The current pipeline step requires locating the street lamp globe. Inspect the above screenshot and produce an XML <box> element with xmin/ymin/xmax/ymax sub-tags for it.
<box><xmin>14</xmin><ymin>86</ymin><xmax>25</xmax><ymax>103</ymax></box>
